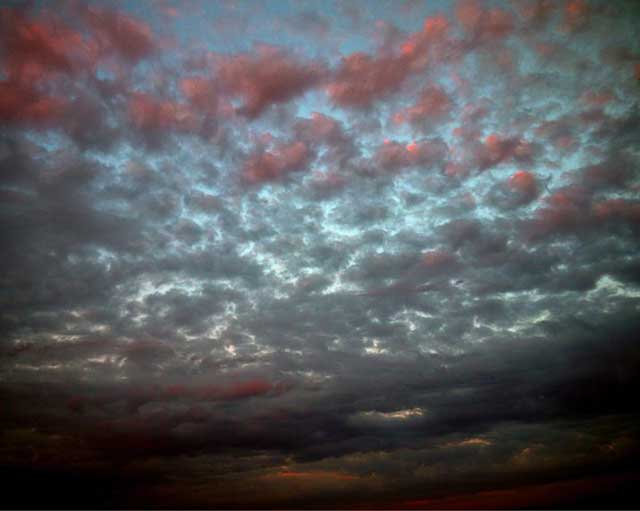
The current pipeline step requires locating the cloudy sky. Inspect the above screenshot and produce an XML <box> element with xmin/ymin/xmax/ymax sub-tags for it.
<box><xmin>1</xmin><ymin>0</ymin><xmax>640</xmax><ymax>508</ymax></box>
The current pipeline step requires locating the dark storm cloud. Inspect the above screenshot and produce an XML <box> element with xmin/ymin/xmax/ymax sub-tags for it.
<box><xmin>1</xmin><ymin>0</ymin><xmax>640</xmax><ymax>509</ymax></box>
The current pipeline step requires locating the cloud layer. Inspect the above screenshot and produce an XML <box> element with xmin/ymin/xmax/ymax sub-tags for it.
<box><xmin>1</xmin><ymin>0</ymin><xmax>639</xmax><ymax>508</ymax></box>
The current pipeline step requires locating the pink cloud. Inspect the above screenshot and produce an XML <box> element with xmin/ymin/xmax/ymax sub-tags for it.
<box><xmin>242</xmin><ymin>140</ymin><xmax>313</xmax><ymax>184</ymax></box>
<box><xmin>216</xmin><ymin>46</ymin><xmax>326</xmax><ymax>118</ymax></box>
<box><xmin>495</xmin><ymin>170</ymin><xmax>540</xmax><ymax>207</ymax></box>
<box><xmin>563</xmin><ymin>0</ymin><xmax>590</xmax><ymax>32</ymax></box>
<box><xmin>190</xmin><ymin>378</ymin><xmax>291</xmax><ymax>401</ymax></box>
<box><xmin>456</xmin><ymin>0</ymin><xmax>514</xmax><ymax>43</ymax></box>
<box><xmin>400</xmin><ymin>14</ymin><xmax>451</xmax><ymax>61</ymax></box>
<box><xmin>294</xmin><ymin>112</ymin><xmax>356</xmax><ymax>165</ymax></box>
<box><xmin>525</xmin><ymin>186</ymin><xmax>592</xmax><ymax>240</ymax></box>
<box><xmin>217</xmin><ymin>379</ymin><xmax>275</xmax><ymax>400</ymax></box>
<box><xmin>593</xmin><ymin>199</ymin><xmax>640</xmax><ymax>226</ymax></box>
<box><xmin>535</xmin><ymin>118</ymin><xmax>578</xmax><ymax>152</ymax></box>
<box><xmin>327</xmin><ymin>14</ymin><xmax>454</xmax><ymax>109</ymax></box>
<box><xmin>128</xmin><ymin>92</ymin><xmax>201</xmax><ymax>143</ymax></box>
<box><xmin>580</xmin><ymin>89</ymin><xmax>615</xmax><ymax>107</ymax></box>
<box><xmin>508</xmin><ymin>170</ymin><xmax>537</xmax><ymax>197</ymax></box>
<box><xmin>394</xmin><ymin>85</ymin><xmax>452</xmax><ymax>125</ymax></box>
<box><xmin>375</xmin><ymin>139</ymin><xmax>448</xmax><ymax>172</ymax></box>
<box><xmin>327</xmin><ymin>51</ymin><xmax>414</xmax><ymax>108</ymax></box>
<box><xmin>0</xmin><ymin>80</ymin><xmax>67</xmax><ymax>126</ymax></box>
<box><xmin>81</xmin><ymin>6</ymin><xmax>158</xmax><ymax>64</ymax></box>
<box><xmin>164</xmin><ymin>379</ymin><xmax>287</xmax><ymax>402</ymax></box>
<box><xmin>180</xmin><ymin>77</ymin><xmax>218</xmax><ymax>112</ymax></box>
<box><xmin>580</xmin><ymin>159</ymin><xmax>632</xmax><ymax>191</ymax></box>
<box><xmin>517</xmin><ymin>0</ymin><xmax>555</xmax><ymax>28</ymax></box>
<box><xmin>476</xmin><ymin>133</ymin><xmax>536</xmax><ymax>171</ymax></box>
<box><xmin>0</xmin><ymin>9</ymin><xmax>91</xmax><ymax>83</ymax></box>
<box><xmin>421</xmin><ymin>250</ymin><xmax>457</xmax><ymax>268</ymax></box>
<box><xmin>295</xmin><ymin>112</ymin><xmax>346</xmax><ymax>145</ymax></box>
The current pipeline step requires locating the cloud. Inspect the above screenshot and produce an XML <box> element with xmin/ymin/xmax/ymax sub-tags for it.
<box><xmin>128</xmin><ymin>92</ymin><xmax>200</xmax><ymax>145</ymax></box>
<box><xmin>327</xmin><ymin>51</ymin><xmax>415</xmax><ymax>108</ymax></box>
<box><xmin>455</xmin><ymin>0</ymin><xmax>514</xmax><ymax>44</ymax></box>
<box><xmin>0</xmin><ymin>8</ymin><xmax>91</xmax><ymax>82</ymax></box>
<box><xmin>0</xmin><ymin>81</ymin><xmax>67</xmax><ymax>126</ymax></box>
<box><xmin>324</xmin><ymin>13</ymin><xmax>456</xmax><ymax>110</ymax></box>
<box><xmin>487</xmin><ymin>170</ymin><xmax>540</xmax><ymax>209</ymax></box>
<box><xmin>374</xmin><ymin>138</ymin><xmax>448</xmax><ymax>172</ymax></box>
<box><xmin>394</xmin><ymin>85</ymin><xmax>452</xmax><ymax>126</ymax></box>
<box><xmin>241</xmin><ymin>140</ymin><xmax>313</xmax><ymax>184</ymax></box>
<box><xmin>216</xmin><ymin>46</ymin><xmax>326</xmax><ymax>118</ymax></box>
<box><xmin>1</xmin><ymin>1</ymin><xmax>640</xmax><ymax>509</ymax></box>
<box><xmin>80</xmin><ymin>5</ymin><xmax>158</xmax><ymax>64</ymax></box>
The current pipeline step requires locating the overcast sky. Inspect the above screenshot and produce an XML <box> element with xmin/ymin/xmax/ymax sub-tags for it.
<box><xmin>1</xmin><ymin>0</ymin><xmax>640</xmax><ymax>508</ymax></box>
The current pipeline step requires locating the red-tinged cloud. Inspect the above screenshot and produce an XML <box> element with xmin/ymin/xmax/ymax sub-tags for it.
<box><xmin>593</xmin><ymin>199</ymin><xmax>640</xmax><ymax>227</ymax></box>
<box><xmin>580</xmin><ymin>89</ymin><xmax>615</xmax><ymax>107</ymax></box>
<box><xmin>327</xmin><ymin>51</ymin><xmax>415</xmax><ymax>108</ymax></box>
<box><xmin>489</xmin><ymin>169</ymin><xmax>540</xmax><ymax>210</ymax></box>
<box><xmin>180</xmin><ymin>77</ymin><xmax>218</xmax><ymax>112</ymax></box>
<box><xmin>263</xmin><ymin>470</ymin><xmax>359</xmax><ymax>482</ymax></box>
<box><xmin>217</xmin><ymin>379</ymin><xmax>275</xmax><ymax>400</ymax></box>
<box><xmin>165</xmin><ymin>384</ymin><xmax>190</xmax><ymax>399</ymax></box>
<box><xmin>535</xmin><ymin>118</ymin><xmax>578</xmax><ymax>152</ymax></box>
<box><xmin>456</xmin><ymin>0</ymin><xmax>514</xmax><ymax>44</ymax></box>
<box><xmin>153</xmin><ymin>0</ymin><xmax>180</xmax><ymax>20</ymax></box>
<box><xmin>394</xmin><ymin>85</ymin><xmax>452</xmax><ymax>125</ymax></box>
<box><xmin>330</xmin><ymin>14</ymin><xmax>458</xmax><ymax>108</ymax></box>
<box><xmin>295</xmin><ymin>112</ymin><xmax>345</xmax><ymax>145</ymax></box>
<box><xmin>508</xmin><ymin>170</ymin><xmax>538</xmax><ymax>198</ymax></box>
<box><xmin>375</xmin><ymin>139</ymin><xmax>448</xmax><ymax>172</ymax></box>
<box><xmin>524</xmin><ymin>185</ymin><xmax>592</xmax><ymax>240</ymax></box>
<box><xmin>400</xmin><ymin>473</ymin><xmax>640</xmax><ymax>510</ymax></box>
<box><xmin>216</xmin><ymin>46</ymin><xmax>326</xmax><ymax>118</ymax></box>
<box><xmin>242</xmin><ymin>140</ymin><xmax>313</xmax><ymax>184</ymax></box>
<box><xmin>580</xmin><ymin>158</ymin><xmax>632</xmax><ymax>191</ymax></box>
<box><xmin>326</xmin><ymin>13</ymin><xmax>455</xmax><ymax>108</ymax></box>
<box><xmin>421</xmin><ymin>249</ymin><xmax>457</xmax><ymax>269</ymax></box>
<box><xmin>0</xmin><ymin>81</ymin><xmax>67</xmax><ymax>125</ymax></box>
<box><xmin>449</xmin><ymin>128</ymin><xmax>537</xmax><ymax>177</ymax></box>
<box><xmin>579</xmin><ymin>107</ymin><xmax>609</xmax><ymax>128</ymax></box>
<box><xmin>128</xmin><ymin>92</ymin><xmax>201</xmax><ymax>142</ymax></box>
<box><xmin>452</xmin><ymin>121</ymin><xmax>482</xmax><ymax>143</ymax></box>
<box><xmin>81</xmin><ymin>6</ymin><xmax>158</xmax><ymax>63</ymax></box>
<box><xmin>400</xmin><ymin>14</ymin><xmax>451</xmax><ymax>64</ymax></box>
<box><xmin>294</xmin><ymin>112</ymin><xmax>355</xmax><ymax>164</ymax></box>
<box><xmin>400</xmin><ymin>15</ymin><xmax>456</xmax><ymax>72</ymax></box>
<box><xmin>191</xmin><ymin>378</ymin><xmax>291</xmax><ymax>401</ymax></box>
<box><xmin>517</xmin><ymin>0</ymin><xmax>555</xmax><ymax>28</ymax></box>
<box><xmin>0</xmin><ymin>9</ymin><xmax>90</xmax><ymax>82</ymax></box>
<box><xmin>478</xmin><ymin>133</ymin><xmax>536</xmax><ymax>170</ymax></box>
<box><xmin>402</xmin><ymin>249</ymin><xmax>459</xmax><ymax>282</ymax></box>
<box><xmin>563</xmin><ymin>0</ymin><xmax>590</xmax><ymax>32</ymax></box>
<box><xmin>164</xmin><ymin>379</ymin><xmax>286</xmax><ymax>402</ymax></box>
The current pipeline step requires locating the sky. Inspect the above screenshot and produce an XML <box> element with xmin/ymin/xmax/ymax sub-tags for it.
<box><xmin>1</xmin><ymin>0</ymin><xmax>640</xmax><ymax>508</ymax></box>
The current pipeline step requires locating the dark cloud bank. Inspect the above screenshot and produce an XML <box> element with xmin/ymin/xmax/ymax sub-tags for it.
<box><xmin>1</xmin><ymin>0</ymin><xmax>640</xmax><ymax>508</ymax></box>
